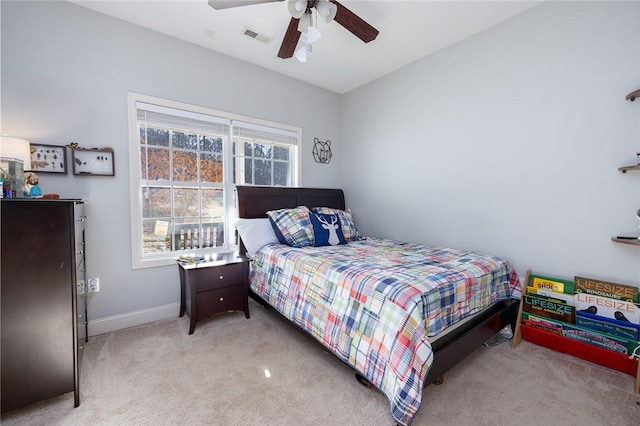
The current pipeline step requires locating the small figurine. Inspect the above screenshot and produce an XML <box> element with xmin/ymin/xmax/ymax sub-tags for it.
<box><xmin>24</xmin><ymin>172</ymin><xmax>43</xmax><ymax>198</ymax></box>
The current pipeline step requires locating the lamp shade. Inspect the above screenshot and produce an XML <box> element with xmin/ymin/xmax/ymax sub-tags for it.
<box><xmin>0</xmin><ymin>136</ymin><xmax>32</xmax><ymax>170</ymax></box>
<box><xmin>288</xmin><ymin>0</ymin><xmax>307</xmax><ymax>19</ymax></box>
<box><xmin>305</xmin><ymin>26</ymin><xmax>322</xmax><ymax>44</ymax></box>
<box><xmin>294</xmin><ymin>44</ymin><xmax>308</xmax><ymax>62</ymax></box>
<box><xmin>297</xmin><ymin>11</ymin><xmax>312</xmax><ymax>32</ymax></box>
<box><xmin>316</xmin><ymin>0</ymin><xmax>337</xmax><ymax>23</ymax></box>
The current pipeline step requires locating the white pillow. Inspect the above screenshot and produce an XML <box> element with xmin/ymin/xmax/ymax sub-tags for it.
<box><xmin>234</xmin><ymin>218</ymin><xmax>280</xmax><ymax>258</ymax></box>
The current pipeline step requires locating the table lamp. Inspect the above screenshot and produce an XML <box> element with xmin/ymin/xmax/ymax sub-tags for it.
<box><xmin>1</xmin><ymin>136</ymin><xmax>32</xmax><ymax>198</ymax></box>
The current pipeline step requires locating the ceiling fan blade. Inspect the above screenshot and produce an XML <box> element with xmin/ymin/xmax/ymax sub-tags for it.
<box><xmin>278</xmin><ymin>17</ymin><xmax>301</xmax><ymax>59</ymax></box>
<box><xmin>208</xmin><ymin>0</ymin><xmax>283</xmax><ymax>10</ymax></box>
<box><xmin>331</xmin><ymin>1</ymin><xmax>379</xmax><ymax>43</ymax></box>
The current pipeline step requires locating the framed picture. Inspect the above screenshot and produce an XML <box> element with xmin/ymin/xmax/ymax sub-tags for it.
<box><xmin>29</xmin><ymin>143</ymin><xmax>67</xmax><ymax>174</ymax></box>
<box><xmin>72</xmin><ymin>148</ymin><xmax>115</xmax><ymax>176</ymax></box>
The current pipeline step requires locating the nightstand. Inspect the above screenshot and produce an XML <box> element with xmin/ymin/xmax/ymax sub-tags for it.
<box><xmin>178</xmin><ymin>253</ymin><xmax>250</xmax><ymax>334</ymax></box>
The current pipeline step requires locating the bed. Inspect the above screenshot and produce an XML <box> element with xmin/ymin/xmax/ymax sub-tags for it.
<box><xmin>235</xmin><ymin>185</ymin><xmax>520</xmax><ymax>425</ymax></box>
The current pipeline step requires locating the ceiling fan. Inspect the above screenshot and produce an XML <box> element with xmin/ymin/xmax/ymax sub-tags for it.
<box><xmin>208</xmin><ymin>0</ymin><xmax>379</xmax><ymax>61</ymax></box>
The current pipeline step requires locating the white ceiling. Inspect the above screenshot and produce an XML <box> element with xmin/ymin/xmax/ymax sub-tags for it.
<box><xmin>68</xmin><ymin>1</ymin><xmax>542</xmax><ymax>94</ymax></box>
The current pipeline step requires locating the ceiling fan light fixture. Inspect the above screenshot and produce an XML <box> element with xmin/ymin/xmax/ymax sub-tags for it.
<box><xmin>293</xmin><ymin>42</ymin><xmax>309</xmax><ymax>62</ymax></box>
<box><xmin>287</xmin><ymin>0</ymin><xmax>307</xmax><ymax>19</ymax></box>
<box><xmin>305</xmin><ymin>25</ymin><xmax>322</xmax><ymax>44</ymax></box>
<box><xmin>297</xmin><ymin>11</ymin><xmax>312</xmax><ymax>32</ymax></box>
<box><xmin>315</xmin><ymin>0</ymin><xmax>337</xmax><ymax>23</ymax></box>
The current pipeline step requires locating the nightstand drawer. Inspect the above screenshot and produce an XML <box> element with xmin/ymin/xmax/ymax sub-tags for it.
<box><xmin>196</xmin><ymin>286</ymin><xmax>245</xmax><ymax>320</ymax></box>
<box><xmin>196</xmin><ymin>263</ymin><xmax>244</xmax><ymax>292</ymax></box>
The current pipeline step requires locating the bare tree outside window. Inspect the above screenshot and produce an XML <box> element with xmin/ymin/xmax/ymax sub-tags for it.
<box><xmin>233</xmin><ymin>139</ymin><xmax>293</xmax><ymax>187</ymax></box>
<box><xmin>140</xmin><ymin>125</ymin><xmax>225</xmax><ymax>254</ymax></box>
<box><xmin>130</xmin><ymin>93</ymin><xmax>300</xmax><ymax>268</ymax></box>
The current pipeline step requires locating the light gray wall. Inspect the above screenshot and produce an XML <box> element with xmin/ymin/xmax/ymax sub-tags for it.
<box><xmin>342</xmin><ymin>1</ymin><xmax>640</xmax><ymax>285</ymax></box>
<box><xmin>1</xmin><ymin>1</ymin><xmax>342</xmax><ymax>327</ymax></box>
<box><xmin>3</xmin><ymin>1</ymin><xmax>639</xmax><ymax>334</ymax></box>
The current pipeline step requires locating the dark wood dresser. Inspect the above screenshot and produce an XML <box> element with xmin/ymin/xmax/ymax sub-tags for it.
<box><xmin>1</xmin><ymin>199</ymin><xmax>85</xmax><ymax>413</ymax></box>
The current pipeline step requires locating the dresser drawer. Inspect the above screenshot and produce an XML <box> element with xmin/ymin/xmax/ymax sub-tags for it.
<box><xmin>196</xmin><ymin>263</ymin><xmax>244</xmax><ymax>292</ymax></box>
<box><xmin>196</xmin><ymin>286</ymin><xmax>245</xmax><ymax>320</ymax></box>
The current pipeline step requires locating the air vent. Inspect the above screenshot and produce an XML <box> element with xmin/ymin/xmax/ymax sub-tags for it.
<box><xmin>242</xmin><ymin>27</ymin><xmax>273</xmax><ymax>44</ymax></box>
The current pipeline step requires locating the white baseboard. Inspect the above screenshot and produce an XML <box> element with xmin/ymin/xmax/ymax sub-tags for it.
<box><xmin>87</xmin><ymin>303</ymin><xmax>181</xmax><ymax>337</ymax></box>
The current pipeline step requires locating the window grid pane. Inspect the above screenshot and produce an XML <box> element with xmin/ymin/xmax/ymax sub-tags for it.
<box><xmin>232</xmin><ymin>138</ymin><xmax>293</xmax><ymax>186</ymax></box>
<box><xmin>133</xmin><ymin>96</ymin><xmax>299</xmax><ymax>265</ymax></box>
<box><xmin>139</xmin><ymin>125</ymin><xmax>227</xmax><ymax>250</ymax></box>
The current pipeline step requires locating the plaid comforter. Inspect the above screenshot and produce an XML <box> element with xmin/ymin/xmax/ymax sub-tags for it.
<box><xmin>249</xmin><ymin>237</ymin><xmax>520</xmax><ymax>425</ymax></box>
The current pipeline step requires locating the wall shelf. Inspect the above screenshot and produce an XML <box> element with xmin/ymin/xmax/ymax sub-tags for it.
<box><xmin>626</xmin><ymin>89</ymin><xmax>640</xmax><ymax>101</ymax></box>
<box><xmin>618</xmin><ymin>164</ymin><xmax>640</xmax><ymax>173</ymax></box>
<box><xmin>615</xmin><ymin>91</ymin><xmax>640</xmax><ymax>246</ymax></box>
<box><xmin>611</xmin><ymin>237</ymin><xmax>640</xmax><ymax>246</ymax></box>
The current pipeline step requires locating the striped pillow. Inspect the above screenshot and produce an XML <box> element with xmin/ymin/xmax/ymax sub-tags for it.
<box><xmin>267</xmin><ymin>206</ymin><xmax>314</xmax><ymax>248</ymax></box>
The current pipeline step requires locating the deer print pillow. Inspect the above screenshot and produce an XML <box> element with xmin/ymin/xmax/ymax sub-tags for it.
<box><xmin>312</xmin><ymin>207</ymin><xmax>361</xmax><ymax>242</ymax></box>
<box><xmin>309</xmin><ymin>213</ymin><xmax>347</xmax><ymax>247</ymax></box>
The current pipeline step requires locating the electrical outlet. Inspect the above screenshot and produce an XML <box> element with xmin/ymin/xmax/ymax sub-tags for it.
<box><xmin>77</xmin><ymin>280</ymin><xmax>85</xmax><ymax>295</ymax></box>
<box><xmin>88</xmin><ymin>277</ymin><xmax>100</xmax><ymax>293</ymax></box>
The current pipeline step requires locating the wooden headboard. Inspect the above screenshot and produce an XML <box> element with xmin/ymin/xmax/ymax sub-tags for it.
<box><xmin>236</xmin><ymin>185</ymin><xmax>346</xmax><ymax>219</ymax></box>
<box><xmin>235</xmin><ymin>185</ymin><xmax>346</xmax><ymax>255</ymax></box>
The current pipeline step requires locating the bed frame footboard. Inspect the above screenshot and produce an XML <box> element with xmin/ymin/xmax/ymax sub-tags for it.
<box><xmin>251</xmin><ymin>288</ymin><xmax>517</xmax><ymax>389</ymax></box>
<box><xmin>425</xmin><ymin>299</ymin><xmax>518</xmax><ymax>385</ymax></box>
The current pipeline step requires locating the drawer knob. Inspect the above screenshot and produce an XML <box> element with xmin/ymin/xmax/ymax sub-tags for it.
<box><xmin>219</xmin><ymin>275</ymin><xmax>224</xmax><ymax>280</ymax></box>
<box><xmin>219</xmin><ymin>297</ymin><xmax>224</xmax><ymax>301</ymax></box>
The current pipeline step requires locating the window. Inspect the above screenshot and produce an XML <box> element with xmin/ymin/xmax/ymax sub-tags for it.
<box><xmin>128</xmin><ymin>93</ymin><xmax>300</xmax><ymax>268</ymax></box>
<box><xmin>232</xmin><ymin>121</ymin><xmax>297</xmax><ymax>187</ymax></box>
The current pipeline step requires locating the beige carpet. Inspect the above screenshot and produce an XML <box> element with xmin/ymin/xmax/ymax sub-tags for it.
<box><xmin>2</xmin><ymin>299</ymin><xmax>638</xmax><ymax>426</ymax></box>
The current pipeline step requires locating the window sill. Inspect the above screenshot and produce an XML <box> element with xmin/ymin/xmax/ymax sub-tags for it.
<box><xmin>132</xmin><ymin>248</ymin><xmax>237</xmax><ymax>269</ymax></box>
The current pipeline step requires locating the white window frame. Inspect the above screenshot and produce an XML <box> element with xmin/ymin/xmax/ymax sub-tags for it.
<box><xmin>128</xmin><ymin>92</ymin><xmax>301</xmax><ymax>269</ymax></box>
